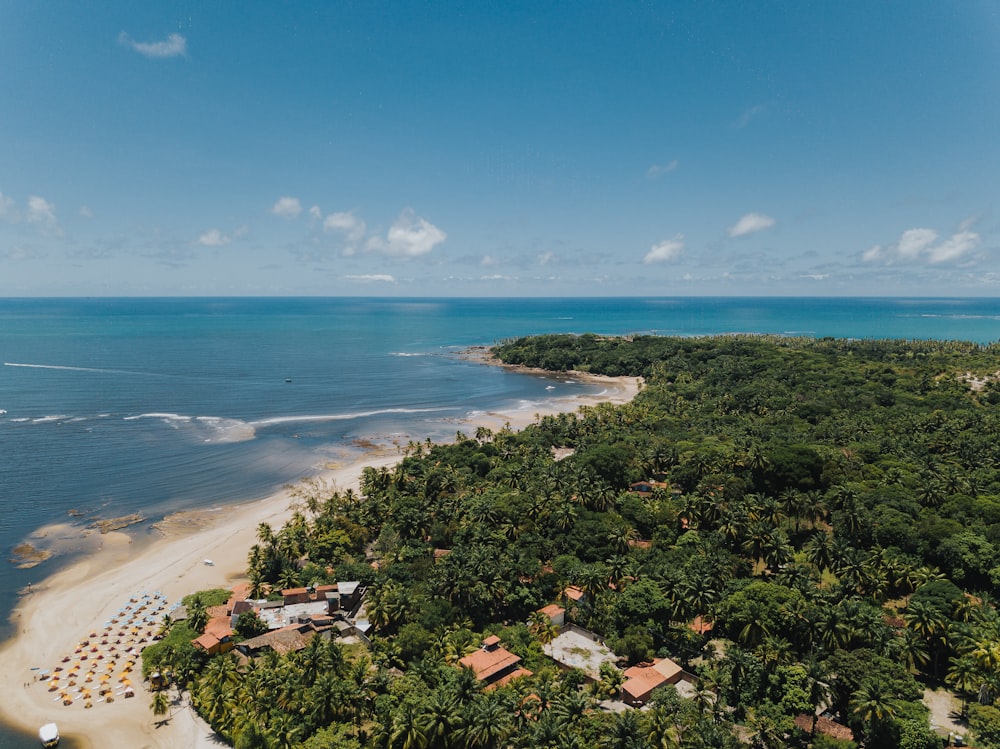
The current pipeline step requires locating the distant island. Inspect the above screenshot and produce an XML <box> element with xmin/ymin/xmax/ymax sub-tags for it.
<box><xmin>134</xmin><ymin>335</ymin><xmax>1000</xmax><ymax>747</ymax></box>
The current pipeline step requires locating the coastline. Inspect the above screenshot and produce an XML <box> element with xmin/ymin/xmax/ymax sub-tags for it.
<box><xmin>0</xmin><ymin>370</ymin><xmax>641</xmax><ymax>749</ymax></box>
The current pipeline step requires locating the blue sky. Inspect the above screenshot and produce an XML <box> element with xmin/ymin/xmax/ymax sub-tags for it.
<box><xmin>1</xmin><ymin>2</ymin><xmax>998</xmax><ymax>296</ymax></box>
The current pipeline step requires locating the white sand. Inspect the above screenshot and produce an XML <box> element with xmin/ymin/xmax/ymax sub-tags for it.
<box><xmin>0</xmin><ymin>373</ymin><xmax>640</xmax><ymax>748</ymax></box>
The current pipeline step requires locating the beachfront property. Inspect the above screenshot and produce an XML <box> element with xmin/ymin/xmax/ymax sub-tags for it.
<box><xmin>197</xmin><ymin>581</ymin><xmax>368</xmax><ymax>661</ymax></box>
<box><xmin>191</xmin><ymin>615</ymin><xmax>234</xmax><ymax>656</ymax></box>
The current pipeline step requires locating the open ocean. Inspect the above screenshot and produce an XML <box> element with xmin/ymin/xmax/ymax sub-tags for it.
<box><xmin>2</xmin><ymin>296</ymin><xmax>1000</xmax><ymax>746</ymax></box>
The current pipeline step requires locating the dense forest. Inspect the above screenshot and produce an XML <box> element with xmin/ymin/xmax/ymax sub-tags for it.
<box><xmin>146</xmin><ymin>334</ymin><xmax>1000</xmax><ymax>749</ymax></box>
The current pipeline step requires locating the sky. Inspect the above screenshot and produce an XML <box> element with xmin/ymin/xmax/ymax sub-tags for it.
<box><xmin>1</xmin><ymin>1</ymin><xmax>999</xmax><ymax>297</ymax></box>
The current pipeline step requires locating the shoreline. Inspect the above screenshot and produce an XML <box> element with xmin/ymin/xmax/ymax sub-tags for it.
<box><xmin>0</xmin><ymin>370</ymin><xmax>641</xmax><ymax>748</ymax></box>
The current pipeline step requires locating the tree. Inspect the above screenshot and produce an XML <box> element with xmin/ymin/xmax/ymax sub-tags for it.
<box><xmin>850</xmin><ymin>678</ymin><xmax>901</xmax><ymax>745</ymax></box>
<box><xmin>150</xmin><ymin>690</ymin><xmax>170</xmax><ymax>722</ymax></box>
<box><xmin>234</xmin><ymin>611</ymin><xmax>269</xmax><ymax>640</ymax></box>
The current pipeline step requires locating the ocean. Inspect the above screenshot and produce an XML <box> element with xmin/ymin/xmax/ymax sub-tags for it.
<box><xmin>2</xmin><ymin>296</ymin><xmax>1000</xmax><ymax>746</ymax></box>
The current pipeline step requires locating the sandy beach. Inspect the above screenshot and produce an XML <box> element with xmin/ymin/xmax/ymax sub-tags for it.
<box><xmin>0</xmin><ymin>371</ymin><xmax>640</xmax><ymax>749</ymax></box>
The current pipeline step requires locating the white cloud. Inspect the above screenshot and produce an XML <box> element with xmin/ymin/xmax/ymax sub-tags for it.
<box><xmin>863</xmin><ymin>226</ymin><xmax>982</xmax><ymax>265</ymax></box>
<box><xmin>896</xmin><ymin>228</ymin><xmax>937</xmax><ymax>259</ymax></box>
<box><xmin>198</xmin><ymin>229</ymin><xmax>231</xmax><ymax>247</ymax></box>
<box><xmin>118</xmin><ymin>32</ymin><xmax>187</xmax><ymax>59</ymax></box>
<box><xmin>736</xmin><ymin>104</ymin><xmax>766</xmax><ymax>128</ymax></box>
<box><xmin>728</xmin><ymin>212</ymin><xmax>776</xmax><ymax>238</ymax></box>
<box><xmin>27</xmin><ymin>195</ymin><xmax>57</xmax><ymax>227</ymax></box>
<box><xmin>959</xmin><ymin>214</ymin><xmax>982</xmax><ymax>232</ymax></box>
<box><xmin>323</xmin><ymin>211</ymin><xmax>367</xmax><ymax>242</ymax></box>
<box><xmin>862</xmin><ymin>245</ymin><xmax>883</xmax><ymax>263</ymax></box>
<box><xmin>927</xmin><ymin>231</ymin><xmax>980</xmax><ymax>264</ymax></box>
<box><xmin>308</xmin><ymin>205</ymin><xmax>322</xmax><ymax>221</ymax></box>
<box><xmin>0</xmin><ymin>193</ymin><xmax>14</xmax><ymax>220</ymax></box>
<box><xmin>271</xmin><ymin>197</ymin><xmax>302</xmax><ymax>219</ymax></box>
<box><xmin>79</xmin><ymin>205</ymin><xmax>94</xmax><ymax>218</ymax></box>
<box><xmin>344</xmin><ymin>274</ymin><xmax>396</xmax><ymax>283</ymax></box>
<box><xmin>644</xmin><ymin>234</ymin><xmax>684</xmax><ymax>264</ymax></box>
<box><xmin>537</xmin><ymin>252</ymin><xmax>555</xmax><ymax>266</ymax></box>
<box><xmin>366</xmin><ymin>209</ymin><xmax>446</xmax><ymax>257</ymax></box>
<box><xmin>646</xmin><ymin>160</ymin><xmax>679</xmax><ymax>179</ymax></box>
<box><xmin>481</xmin><ymin>255</ymin><xmax>497</xmax><ymax>266</ymax></box>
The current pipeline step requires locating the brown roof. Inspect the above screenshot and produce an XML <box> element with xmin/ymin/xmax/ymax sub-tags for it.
<box><xmin>482</xmin><ymin>635</ymin><xmax>501</xmax><ymax>648</ymax></box>
<box><xmin>689</xmin><ymin>615</ymin><xmax>714</xmax><ymax>635</ymax></box>
<box><xmin>240</xmin><ymin>625</ymin><xmax>314</xmax><ymax>656</ymax></box>
<box><xmin>563</xmin><ymin>586</ymin><xmax>585</xmax><ymax>601</ymax></box>
<box><xmin>281</xmin><ymin>587</ymin><xmax>309</xmax><ymax>597</ymax></box>
<box><xmin>486</xmin><ymin>666</ymin><xmax>533</xmax><ymax>690</ymax></box>
<box><xmin>794</xmin><ymin>714</ymin><xmax>854</xmax><ymax>741</ymax></box>
<box><xmin>193</xmin><ymin>633</ymin><xmax>221</xmax><ymax>651</ymax></box>
<box><xmin>459</xmin><ymin>646</ymin><xmax>523</xmax><ymax>682</ymax></box>
<box><xmin>227</xmin><ymin>582</ymin><xmax>251</xmax><ymax>612</ymax></box>
<box><xmin>204</xmin><ymin>616</ymin><xmax>233</xmax><ymax>640</ymax></box>
<box><xmin>538</xmin><ymin>604</ymin><xmax>565</xmax><ymax>619</ymax></box>
<box><xmin>622</xmin><ymin>658</ymin><xmax>683</xmax><ymax>701</ymax></box>
<box><xmin>206</xmin><ymin>605</ymin><xmax>229</xmax><ymax>620</ymax></box>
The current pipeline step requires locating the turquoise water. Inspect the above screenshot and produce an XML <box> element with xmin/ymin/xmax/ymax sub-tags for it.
<box><xmin>2</xmin><ymin>296</ymin><xmax>1000</xmax><ymax>747</ymax></box>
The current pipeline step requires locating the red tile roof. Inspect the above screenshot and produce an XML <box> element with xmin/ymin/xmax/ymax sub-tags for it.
<box><xmin>622</xmin><ymin>658</ymin><xmax>683</xmax><ymax>702</ymax></box>
<box><xmin>204</xmin><ymin>616</ymin><xmax>233</xmax><ymax>640</ymax></box>
<box><xmin>460</xmin><ymin>646</ymin><xmax>522</xmax><ymax>682</ymax></box>
<box><xmin>486</xmin><ymin>666</ymin><xmax>533</xmax><ymax>690</ymax></box>
<box><xmin>689</xmin><ymin>615</ymin><xmax>714</xmax><ymax>635</ymax></box>
<box><xmin>794</xmin><ymin>714</ymin><xmax>854</xmax><ymax>741</ymax></box>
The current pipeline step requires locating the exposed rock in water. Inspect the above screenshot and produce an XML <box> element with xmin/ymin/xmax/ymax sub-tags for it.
<box><xmin>10</xmin><ymin>542</ymin><xmax>52</xmax><ymax>569</ymax></box>
<box><xmin>89</xmin><ymin>513</ymin><xmax>144</xmax><ymax>534</ymax></box>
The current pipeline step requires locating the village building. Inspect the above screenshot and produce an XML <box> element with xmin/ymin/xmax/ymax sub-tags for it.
<box><xmin>793</xmin><ymin>714</ymin><xmax>855</xmax><ymax>742</ymax></box>
<box><xmin>537</xmin><ymin>603</ymin><xmax>565</xmax><ymax>626</ymax></box>
<box><xmin>192</xmin><ymin>615</ymin><xmax>234</xmax><ymax>655</ymax></box>
<box><xmin>621</xmin><ymin>657</ymin><xmax>689</xmax><ymax>706</ymax></box>
<box><xmin>236</xmin><ymin>623</ymin><xmax>322</xmax><ymax>659</ymax></box>
<box><xmin>458</xmin><ymin>636</ymin><xmax>532</xmax><ymax>690</ymax></box>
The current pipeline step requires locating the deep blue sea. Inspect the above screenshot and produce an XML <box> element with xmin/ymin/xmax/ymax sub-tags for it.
<box><xmin>2</xmin><ymin>296</ymin><xmax>1000</xmax><ymax>746</ymax></box>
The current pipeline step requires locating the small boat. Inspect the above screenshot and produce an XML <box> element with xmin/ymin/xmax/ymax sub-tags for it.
<box><xmin>284</xmin><ymin>378</ymin><xmax>292</xmax><ymax>383</ymax></box>
<box><xmin>38</xmin><ymin>722</ymin><xmax>59</xmax><ymax>747</ymax></box>
<box><xmin>203</xmin><ymin>559</ymin><xmax>214</xmax><ymax>566</ymax></box>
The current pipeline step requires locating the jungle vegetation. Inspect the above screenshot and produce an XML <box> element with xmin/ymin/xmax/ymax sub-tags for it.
<box><xmin>153</xmin><ymin>334</ymin><xmax>1000</xmax><ymax>749</ymax></box>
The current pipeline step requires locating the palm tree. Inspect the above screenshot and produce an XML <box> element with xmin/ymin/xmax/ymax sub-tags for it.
<box><xmin>601</xmin><ymin>709</ymin><xmax>644</xmax><ymax>749</ymax></box>
<box><xmin>529</xmin><ymin>611</ymin><xmax>559</xmax><ymax>646</ymax></box>
<box><xmin>390</xmin><ymin>701</ymin><xmax>429</xmax><ymax>749</ymax></box>
<box><xmin>643</xmin><ymin>705</ymin><xmax>681</xmax><ymax>749</ymax></box>
<box><xmin>422</xmin><ymin>690</ymin><xmax>462</xmax><ymax>749</ymax></box>
<box><xmin>946</xmin><ymin>655</ymin><xmax>980</xmax><ymax>715</ymax></box>
<box><xmin>307</xmin><ymin>671</ymin><xmax>342</xmax><ymax>728</ymax></box>
<box><xmin>187</xmin><ymin>600</ymin><xmax>208</xmax><ymax>633</ymax></box>
<box><xmin>458</xmin><ymin>694</ymin><xmax>512</xmax><ymax>749</ymax></box>
<box><xmin>850</xmin><ymin>679</ymin><xmax>900</xmax><ymax>745</ymax></box>
<box><xmin>150</xmin><ymin>690</ymin><xmax>170</xmax><ymax>721</ymax></box>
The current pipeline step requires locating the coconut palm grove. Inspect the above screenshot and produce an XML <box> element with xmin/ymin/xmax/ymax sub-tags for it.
<box><xmin>144</xmin><ymin>334</ymin><xmax>1000</xmax><ymax>748</ymax></box>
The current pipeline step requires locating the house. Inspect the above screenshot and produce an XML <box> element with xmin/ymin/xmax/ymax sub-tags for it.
<box><xmin>192</xmin><ymin>615</ymin><xmax>235</xmax><ymax>655</ymax></box>
<box><xmin>621</xmin><ymin>657</ymin><xmax>687</xmax><ymax>706</ymax></box>
<box><xmin>562</xmin><ymin>586</ymin><xmax>586</xmax><ymax>605</ymax></box>
<box><xmin>281</xmin><ymin>587</ymin><xmax>311</xmax><ymax>605</ymax></box>
<box><xmin>688</xmin><ymin>615</ymin><xmax>714</xmax><ymax>636</ymax></box>
<box><xmin>236</xmin><ymin>623</ymin><xmax>320</xmax><ymax>658</ymax></box>
<box><xmin>628</xmin><ymin>480</ymin><xmax>669</xmax><ymax>494</ymax></box>
<box><xmin>458</xmin><ymin>636</ymin><xmax>533</xmax><ymax>689</ymax></box>
<box><xmin>538</xmin><ymin>604</ymin><xmax>565</xmax><ymax>626</ymax></box>
<box><xmin>793</xmin><ymin>714</ymin><xmax>855</xmax><ymax>742</ymax></box>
